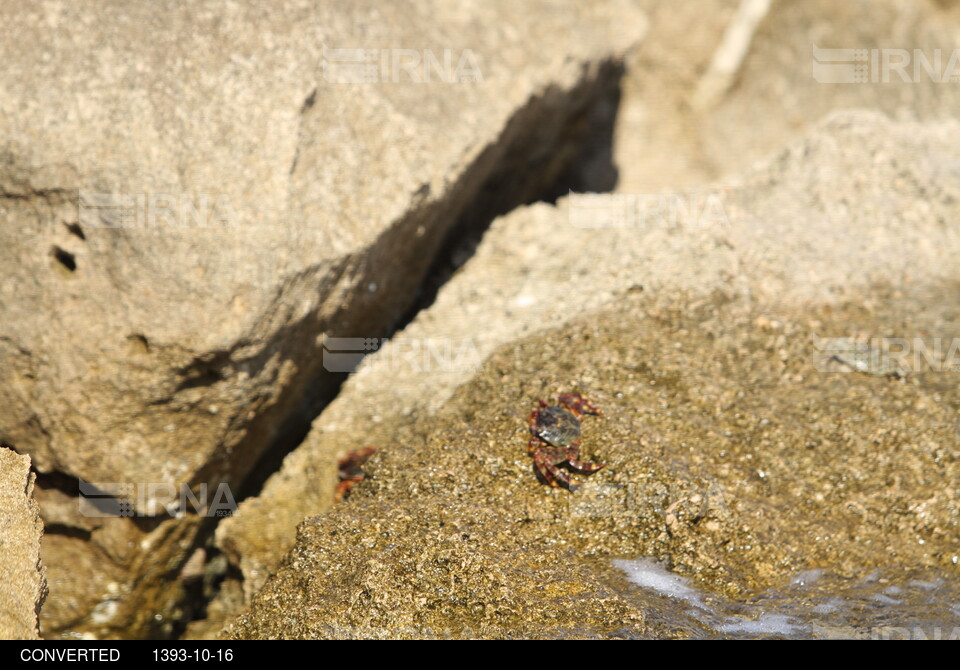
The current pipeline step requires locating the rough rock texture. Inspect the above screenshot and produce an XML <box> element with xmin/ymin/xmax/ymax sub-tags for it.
<box><xmin>226</xmin><ymin>499</ymin><xmax>651</xmax><ymax>639</ymax></box>
<box><xmin>217</xmin><ymin>110</ymin><xmax>960</xmax><ymax>596</ymax></box>
<box><xmin>0</xmin><ymin>448</ymin><xmax>46</xmax><ymax>639</ymax></box>
<box><xmin>219</xmin><ymin>112</ymin><xmax>960</xmax><ymax>637</ymax></box>
<box><xmin>225</xmin><ymin>280</ymin><xmax>960</xmax><ymax>638</ymax></box>
<box><xmin>0</xmin><ymin>0</ymin><xmax>646</xmax><ymax>637</ymax></box>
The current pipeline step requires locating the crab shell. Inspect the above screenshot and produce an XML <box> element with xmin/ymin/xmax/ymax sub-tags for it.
<box><xmin>532</xmin><ymin>404</ymin><xmax>582</xmax><ymax>447</ymax></box>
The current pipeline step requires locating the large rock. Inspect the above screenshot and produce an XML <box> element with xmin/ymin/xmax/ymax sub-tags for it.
<box><xmin>615</xmin><ymin>0</ymin><xmax>960</xmax><ymax>192</ymax></box>
<box><xmin>219</xmin><ymin>111</ymin><xmax>960</xmax><ymax>636</ymax></box>
<box><xmin>0</xmin><ymin>448</ymin><xmax>46</xmax><ymax>639</ymax></box>
<box><xmin>226</xmin><ymin>291</ymin><xmax>960</xmax><ymax>637</ymax></box>
<box><xmin>0</xmin><ymin>0</ymin><xmax>646</xmax><ymax>637</ymax></box>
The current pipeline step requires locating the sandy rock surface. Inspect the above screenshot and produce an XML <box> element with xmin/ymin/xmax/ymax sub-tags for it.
<box><xmin>0</xmin><ymin>448</ymin><xmax>46</xmax><ymax>639</ymax></box>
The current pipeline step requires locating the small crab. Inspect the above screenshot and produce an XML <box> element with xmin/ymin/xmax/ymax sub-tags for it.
<box><xmin>528</xmin><ymin>392</ymin><xmax>605</xmax><ymax>491</ymax></box>
<box><xmin>334</xmin><ymin>445</ymin><xmax>377</xmax><ymax>503</ymax></box>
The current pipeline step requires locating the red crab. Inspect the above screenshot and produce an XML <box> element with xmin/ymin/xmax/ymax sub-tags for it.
<box><xmin>528</xmin><ymin>392</ymin><xmax>605</xmax><ymax>491</ymax></box>
<box><xmin>334</xmin><ymin>445</ymin><xmax>377</xmax><ymax>503</ymax></box>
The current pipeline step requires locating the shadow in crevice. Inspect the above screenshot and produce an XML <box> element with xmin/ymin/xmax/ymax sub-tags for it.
<box><xmin>395</xmin><ymin>61</ymin><xmax>624</xmax><ymax>332</ymax></box>
<box><xmin>238</xmin><ymin>60</ymin><xmax>627</xmax><ymax>506</ymax></box>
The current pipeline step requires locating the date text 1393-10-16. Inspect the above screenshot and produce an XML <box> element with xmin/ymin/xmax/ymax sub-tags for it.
<box><xmin>153</xmin><ymin>649</ymin><xmax>234</xmax><ymax>662</ymax></box>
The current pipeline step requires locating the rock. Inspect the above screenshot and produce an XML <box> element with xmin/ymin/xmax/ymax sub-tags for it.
<box><xmin>225</xmin><ymin>282</ymin><xmax>960</xmax><ymax>637</ymax></box>
<box><xmin>226</xmin><ymin>499</ymin><xmax>650</xmax><ymax>639</ymax></box>
<box><xmin>0</xmin><ymin>0</ymin><xmax>646</xmax><ymax>637</ymax></box>
<box><xmin>0</xmin><ymin>448</ymin><xmax>46</xmax><ymax>639</ymax></box>
<box><xmin>219</xmin><ymin>111</ymin><xmax>960</xmax><ymax>636</ymax></box>
<box><xmin>614</xmin><ymin>0</ymin><xmax>960</xmax><ymax>193</ymax></box>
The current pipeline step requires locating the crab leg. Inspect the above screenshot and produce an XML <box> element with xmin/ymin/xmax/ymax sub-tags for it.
<box><xmin>568</xmin><ymin>458</ymin><xmax>604</xmax><ymax>473</ymax></box>
<box><xmin>528</xmin><ymin>405</ymin><xmax>544</xmax><ymax>455</ymax></box>
<box><xmin>536</xmin><ymin>448</ymin><xmax>586</xmax><ymax>490</ymax></box>
<box><xmin>566</xmin><ymin>440</ymin><xmax>605</xmax><ymax>473</ymax></box>
<box><xmin>533</xmin><ymin>450</ymin><xmax>560</xmax><ymax>487</ymax></box>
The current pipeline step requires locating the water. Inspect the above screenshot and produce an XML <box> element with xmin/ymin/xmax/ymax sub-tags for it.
<box><xmin>612</xmin><ymin>558</ymin><xmax>960</xmax><ymax>639</ymax></box>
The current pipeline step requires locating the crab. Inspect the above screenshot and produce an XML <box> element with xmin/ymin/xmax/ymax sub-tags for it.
<box><xmin>528</xmin><ymin>392</ymin><xmax>605</xmax><ymax>491</ymax></box>
<box><xmin>333</xmin><ymin>445</ymin><xmax>377</xmax><ymax>503</ymax></box>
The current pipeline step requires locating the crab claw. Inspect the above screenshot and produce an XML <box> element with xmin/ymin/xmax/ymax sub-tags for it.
<box><xmin>559</xmin><ymin>392</ymin><xmax>602</xmax><ymax>417</ymax></box>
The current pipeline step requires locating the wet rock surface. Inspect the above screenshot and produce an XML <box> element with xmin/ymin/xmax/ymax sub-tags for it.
<box><xmin>611</xmin><ymin>560</ymin><xmax>960</xmax><ymax>639</ymax></box>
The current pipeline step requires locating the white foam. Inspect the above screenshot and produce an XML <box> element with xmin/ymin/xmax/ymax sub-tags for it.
<box><xmin>716</xmin><ymin>613</ymin><xmax>804</xmax><ymax>636</ymax></box>
<box><xmin>872</xmin><ymin>593</ymin><xmax>901</xmax><ymax>605</ymax></box>
<box><xmin>908</xmin><ymin>580</ymin><xmax>942</xmax><ymax>591</ymax></box>
<box><xmin>613</xmin><ymin>558</ymin><xmax>705</xmax><ymax>608</ymax></box>
<box><xmin>790</xmin><ymin>569</ymin><xmax>824</xmax><ymax>587</ymax></box>
<box><xmin>612</xmin><ymin>560</ymin><xmax>957</xmax><ymax>639</ymax></box>
<box><xmin>811</xmin><ymin>597</ymin><xmax>845</xmax><ymax>615</ymax></box>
